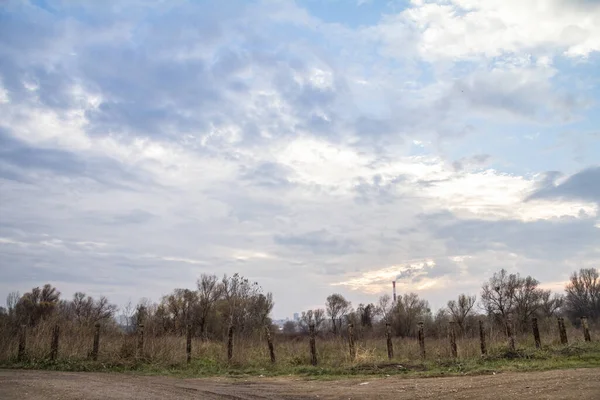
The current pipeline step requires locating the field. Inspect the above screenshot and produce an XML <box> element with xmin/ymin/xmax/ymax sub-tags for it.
<box><xmin>1</xmin><ymin>319</ymin><xmax>600</xmax><ymax>379</ymax></box>
<box><xmin>2</xmin><ymin>320</ymin><xmax>600</xmax><ymax>399</ymax></box>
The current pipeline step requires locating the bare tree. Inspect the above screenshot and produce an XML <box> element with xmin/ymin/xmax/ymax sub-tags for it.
<box><xmin>481</xmin><ymin>269</ymin><xmax>520</xmax><ymax>324</ymax></box>
<box><xmin>539</xmin><ymin>291</ymin><xmax>564</xmax><ymax>318</ymax></box>
<box><xmin>66</xmin><ymin>292</ymin><xmax>117</xmax><ymax>325</ymax></box>
<box><xmin>221</xmin><ymin>273</ymin><xmax>273</xmax><ymax>335</ymax></box>
<box><xmin>121</xmin><ymin>300</ymin><xmax>136</xmax><ymax>331</ymax></box>
<box><xmin>197</xmin><ymin>274</ymin><xmax>223</xmax><ymax>338</ymax></box>
<box><xmin>16</xmin><ymin>284</ymin><xmax>61</xmax><ymax>326</ymax></box>
<box><xmin>160</xmin><ymin>289</ymin><xmax>198</xmax><ymax>334</ymax></box>
<box><xmin>513</xmin><ymin>276</ymin><xmax>545</xmax><ymax>330</ymax></box>
<box><xmin>6</xmin><ymin>292</ymin><xmax>20</xmax><ymax>317</ymax></box>
<box><xmin>357</xmin><ymin>303</ymin><xmax>375</xmax><ymax>328</ymax></box>
<box><xmin>377</xmin><ymin>294</ymin><xmax>393</xmax><ymax>324</ymax></box>
<box><xmin>313</xmin><ymin>308</ymin><xmax>325</xmax><ymax>330</ymax></box>
<box><xmin>326</xmin><ymin>294</ymin><xmax>351</xmax><ymax>335</ymax></box>
<box><xmin>392</xmin><ymin>293</ymin><xmax>430</xmax><ymax>337</ymax></box>
<box><xmin>447</xmin><ymin>294</ymin><xmax>476</xmax><ymax>334</ymax></box>
<box><xmin>565</xmin><ymin>268</ymin><xmax>600</xmax><ymax>321</ymax></box>
<box><xmin>299</xmin><ymin>309</ymin><xmax>326</xmax><ymax>333</ymax></box>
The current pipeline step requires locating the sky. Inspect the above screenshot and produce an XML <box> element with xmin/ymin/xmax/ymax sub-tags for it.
<box><xmin>0</xmin><ymin>0</ymin><xmax>599</xmax><ymax>320</ymax></box>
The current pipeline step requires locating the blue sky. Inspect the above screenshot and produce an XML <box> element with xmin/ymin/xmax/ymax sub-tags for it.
<box><xmin>1</xmin><ymin>0</ymin><xmax>599</xmax><ymax>318</ymax></box>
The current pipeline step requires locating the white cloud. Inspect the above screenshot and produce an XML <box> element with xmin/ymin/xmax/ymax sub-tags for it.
<box><xmin>388</xmin><ymin>0</ymin><xmax>600</xmax><ymax>61</ymax></box>
<box><xmin>0</xmin><ymin>0</ymin><xmax>598</xmax><ymax>319</ymax></box>
<box><xmin>273</xmin><ymin>137</ymin><xmax>597</xmax><ymax>221</ymax></box>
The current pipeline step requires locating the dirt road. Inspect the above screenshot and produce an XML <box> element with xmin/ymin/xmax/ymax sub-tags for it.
<box><xmin>1</xmin><ymin>368</ymin><xmax>599</xmax><ymax>399</ymax></box>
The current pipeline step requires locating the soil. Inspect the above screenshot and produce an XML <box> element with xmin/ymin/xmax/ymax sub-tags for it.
<box><xmin>1</xmin><ymin>368</ymin><xmax>599</xmax><ymax>399</ymax></box>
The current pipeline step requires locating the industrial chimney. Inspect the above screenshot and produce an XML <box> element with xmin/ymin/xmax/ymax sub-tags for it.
<box><xmin>392</xmin><ymin>281</ymin><xmax>397</xmax><ymax>303</ymax></box>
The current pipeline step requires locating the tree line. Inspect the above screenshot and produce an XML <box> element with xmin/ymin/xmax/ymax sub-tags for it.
<box><xmin>0</xmin><ymin>273</ymin><xmax>273</xmax><ymax>341</ymax></box>
<box><xmin>1</xmin><ymin>268</ymin><xmax>598</xmax><ymax>341</ymax></box>
<box><xmin>285</xmin><ymin>267</ymin><xmax>600</xmax><ymax>339</ymax></box>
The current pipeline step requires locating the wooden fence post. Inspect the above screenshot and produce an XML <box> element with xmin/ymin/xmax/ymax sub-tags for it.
<box><xmin>348</xmin><ymin>323</ymin><xmax>356</xmax><ymax>360</ymax></box>
<box><xmin>558</xmin><ymin>317</ymin><xmax>568</xmax><ymax>345</ymax></box>
<box><xmin>186</xmin><ymin>324</ymin><xmax>192</xmax><ymax>363</ymax></box>
<box><xmin>449</xmin><ymin>321</ymin><xmax>458</xmax><ymax>359</ymax></box>
<box><xmin>50</xmin><ymin>324</ymin><xmax>60</xmax><ymax>361</ymax></box>
<box><xmin>264</xmin><ymin>325</ymin><xmax>276</xmax><ymax>364</ymax></box>
<box><xmin>17</xmin><ymin>325</ymin><xmax>26</xmax><ymax>362</ymax></box>
<box><xmin>418</xmin><ymin>322</ymin><xmax>425</xmax><ymax>360</ymax></box>
<box><xmin>532</xmin><ymin>317</ymin><xmax>541</xmax><ymax>349</ymax></box>
<box><xmin>137</xmin><ymin>324</ymin><xmax>145</xmax><ymax>359</ymax></box>
<box><xmin>581</xmin><ymin>317</ymin><xmax>591</xmax><ymax>342</ymax></box>
<box><xmin>92</xmin><ymin>323</ymin><xmax>101</xmax><ymax>361</ymax></box>
<box><xmin>309</xmin><ymin>324</ymin><xmax>317</xmax><ymax>366</ymax></box>
<box><xmin>385</xmin><ymin>322</ymin><xmax>393</xmax><ymax>360</ymax></box>
<box><xmin>227</xmin><ymin>325</ymin><xmax>234</xmax><ymax>362</ymax></box>
<box><xmin>479</xmin><ymin>320</ymin><xmax>487</xmax><ymax>356</ymax></box>
<box><xmin>506</xmin><ymin>318</ymin><xmax>516</xmax><ymax>351</ymax></box>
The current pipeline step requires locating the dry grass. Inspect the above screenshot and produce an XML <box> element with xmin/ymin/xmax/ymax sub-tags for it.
<box><xmin>1</xmin><ymin>319</ymin><xmax>597</xmax><ymax>374</ymax></box>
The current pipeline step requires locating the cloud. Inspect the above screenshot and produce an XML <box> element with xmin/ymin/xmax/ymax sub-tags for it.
<box><xmin>425</xmin><ymin>210</ymin><xmax>600</xmax><ymax>261</ymax></box>
<box><xmin>0</xmin><ymin>128</ymin><xmax>149</xmax><ymax>188</ymax></box>
<box><xmin>452</xmin><ymin>154</ymin><xmax>490</xmax><ymax>172</ymax></box>
<box><xmin>528</xmin><ymin>167</ymin><xmax>600</xmax><ymax>203</ymax></box>
<box><xmin>379</xmin><ymin>0</ymin><xmax>600</xmax><ymax>61</ymax></box>
<box><xmin>0</xmin><ymin>0</ymin><xmax>598</xmax><ymax>318</ymax></box>
<box><xmin>274</xmin><ymin>230</ymin><xmax>359</xmax><ymax>255</ymax></box>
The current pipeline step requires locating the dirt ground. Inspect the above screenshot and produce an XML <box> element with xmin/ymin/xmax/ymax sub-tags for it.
<box><xmin>1</xmin><ymin>368</ymin><xmax>599</xmax><ymax>400</ymax></box>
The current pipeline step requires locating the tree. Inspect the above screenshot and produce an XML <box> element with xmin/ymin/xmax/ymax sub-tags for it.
<box><xmin>197</xmin><ymin>274</ymin><xmax>223</xmax><ymax>338</ymax></box>
<box><xmin>134</xmin><ymin>301</ymin><xmax>148</xmax><ymax>330</ymax></box>
<box><xmin>64</xmin><ymin>292</ymin><xmax>117</xmax><ymax>325</ymax></box>
<box><xmin>432</xmin><ymin>308</ymin><xmax>450</xmax><ymax>338</ymax></box>
<box><xmin>481</xmin><ymin>269</ymin><xmax>548</xmax><ymax>332</ymax></box>
<box><xmin>6</xmin><ymin>292</ymin><xmax>20</xmax><ymax>317</ymax></box>
<box><xmin>391</xmin><ymin>293</ymin><xmax>430</xmax><ymax>337</ymax></box>
<box><xmin>247</xmin><ymin>292</ymin><xmax>274</xmax><ymax>329</ymax></box>
<box><xmin>481</xmin><ymin>269</ymin><xmax>520</xmax><ymax>323</ymax></box>
<box><xmin>357</xmin><ymin>303</ymin><xmax>375</xmax><ymax>328</ymax></box>
<box><xmin>120</xmin><ymin>300</ymin><xmax>136</xmax><ymax>331</ymax></box>
<box><xmin>15</xmin><ymin>284</ymin><xmax>60</xmax><ymax>326</ymax></box>
<box><xmin>447</xmin><ymin>294</ymin><xmax>476</xmax><ymax>334</ymax></box>
<box><xmin>221</xmin><ymin>273</ymin><xmax>274</xmax><ymax>335</ymax></box>
<box><xmin>377</xmin><ymin>294</ymin><xmax>393</xmax><ymax>324</ymax></box>
<box><xmin>513</xmin><ymin>276</ymin><xmax>545</xmax><ymax>330</ymax></box>
<box><xmin>326</xmin><ymin>294</ymin><xmax>351</xmax><ymax>335</ymax></box>
<box><xmin>282</xmin><ymin>320</ymin><xmax>297</xmax><ymax>334</ymax></box>
<box><xmin>313</xmin><ymin>308</ymin><xmax>326</xmax><ymax>330</ymax></box>
<box><xmin>539</xmin><ymin>291</ymin><xmax>564</xmax><ymax>318</ymax></box>
<box><xmin>299</xmin><ymin>309</ymin><xmax>326</xmax><ymax>334</ymax></box>
<box><xmin>160</xmin><ymin>289</ymin><xmax>198</xmax><ymax>334</ymax></box>
<box><xmin>565</xmin><ymin>268</ymin><xmax>600</xmax><ymax>321</ymax></box>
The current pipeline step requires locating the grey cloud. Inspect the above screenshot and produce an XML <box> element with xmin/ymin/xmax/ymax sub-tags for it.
<box><xmin>353</xmin><ymin>174</ymin><xmax>406</xmax><ymax>204</ymax></box>
<box><xmin>452</xmin><ymin>154</ymin><xmax>491</xmax><ymax>171</ymax></box>
<box><xmin>424</xmin><ymin>211</ymin><xmax>600</xmax><ymax>261</ymax></box>
<box><xmin>0</xmin><ymin>241</ymin><xmax>170</xmax><ymax>289</ymax></box>
<box><xmin>0</xmin><ymin>129</ymin><xmax>85</xmax><ymax>181</ymax></box>
<box><xmin>112</xmin><ymin>209</ymin><xmax>157</xmax><ymax>225</ymax></box>
<box><xmin>448</xmin><ymin>70</ymin><xmax>587</xmax><ymax>122</ymax></box>
<box><xmin>0</xmin><ymin>130</ymin><xmax>153</xmax><ymax>189</ymax></box>
<box><xmin>274</xmin><ymin>230</ymin><xmax>359</xmax><ymax>255</ymax></box>
<box><xmin>395</xmin><ymin>265</ymin><xmax>422</xmax><ymax>281</ymax></box>
<box><xmin>239</xmin><ymin>162</ymin><xmax>295</xmax><ymax>189</ymax></box>
<box><xmin>527</xmin><ymin>167</ymin><xmax>600</xmax><ymax>203</ymax></box>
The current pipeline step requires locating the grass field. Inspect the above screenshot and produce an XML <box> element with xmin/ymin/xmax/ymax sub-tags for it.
<box><xmin>2</xmin><ymin>321</ymin><xmax>599</xmax><ymax>379</ymax></box>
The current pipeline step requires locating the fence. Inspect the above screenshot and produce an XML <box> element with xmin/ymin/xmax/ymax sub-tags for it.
<box><xmin>1</xmin><ymin>316</ymin><xmax>596</xmax><ymax>368</ymax></box>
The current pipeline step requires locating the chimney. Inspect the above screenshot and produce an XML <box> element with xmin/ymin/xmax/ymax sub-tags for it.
<box><xmin>392</xmin><ymin>281</ymin><xmax>397</xmax><ymax>303</ymax></box>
